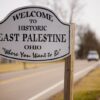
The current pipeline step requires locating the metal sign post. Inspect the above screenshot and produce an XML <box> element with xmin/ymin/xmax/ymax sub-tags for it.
<box><xmin>64</xmin><ymin>24</ymin><xmax>75</xmax><ymax>100</ymax></box>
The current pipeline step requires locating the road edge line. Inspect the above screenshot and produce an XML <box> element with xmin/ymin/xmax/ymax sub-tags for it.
<box><xmin>28</xmin><ymin>62</ymin><xmax>99</xmax><ymax>100</ymax></box>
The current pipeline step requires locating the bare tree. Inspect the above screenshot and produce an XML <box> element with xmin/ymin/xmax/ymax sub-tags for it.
<box><xmin>68</xmin><ymin>0</ymin><xmax>84</xmax><ymax>23</ymax></box>
<box><xmin>29</xmin><ymin>0</ymin><xmax>84</xmax><ymax>23</ymax></box>
<box><xmin>77</xmin><ymin>27</ymin><xmax>100</xmax><ymax>59</ymax></box>
<box><xmin>29</xmin><ymin>0</ymin><xmax>67</xmax><ymax>21</ymax></box>
<box><xmin>51</xmin><ymin>0</ymin><xmax>67</xmax><ymax>21</ymax></box>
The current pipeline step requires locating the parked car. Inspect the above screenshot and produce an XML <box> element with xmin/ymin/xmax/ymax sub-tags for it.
<box><xmin>87</xmin><ymin>50</ymin><xmax>99</xmax><ymax>61</ymax></box>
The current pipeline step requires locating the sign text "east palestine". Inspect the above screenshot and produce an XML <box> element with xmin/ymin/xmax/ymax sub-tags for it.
<box><xmin>0</xmin><ymin>33</ymin><xmax>66</xmax><ymax>43</ymax></box>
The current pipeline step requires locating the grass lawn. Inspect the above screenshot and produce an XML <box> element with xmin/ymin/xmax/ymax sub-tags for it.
<box><xmin>50</xmin><ymin>67</ymin><xmax>100</xmax><ymax>100</ymax></box>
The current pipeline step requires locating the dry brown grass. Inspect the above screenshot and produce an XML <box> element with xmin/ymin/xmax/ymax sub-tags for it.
<box><xmin>50</xmin><ymin>67</ymin><xmax>100</xmax><ymax>100</ymax></box>
<box><xmin>0</xmin><ymin>60</ymin><xmax>64</xmax><ymax>73</ymax></box>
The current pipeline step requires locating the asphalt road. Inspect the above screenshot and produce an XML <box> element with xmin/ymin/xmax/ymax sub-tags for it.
<box><xmin>0</xmin><ymin>60</ymin><xmax>99</xmax><ymax>100</ymax></box>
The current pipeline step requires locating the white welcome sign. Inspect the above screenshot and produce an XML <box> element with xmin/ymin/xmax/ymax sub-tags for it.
<box><xmin>0</xmin><ymin>6</ymin><xmax>70</xmax><ymax>62</ymax></box>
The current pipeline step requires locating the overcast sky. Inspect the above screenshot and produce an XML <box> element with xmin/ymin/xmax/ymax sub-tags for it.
<box><xmin>81</xmin><ymin>0</ymin><xmax>100</xmax><ymax>38</ymax></box>
<box><xmin>0</xmin><ymin>0</ymin><xmax>100</xmax><ymax>38</ymax></box>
